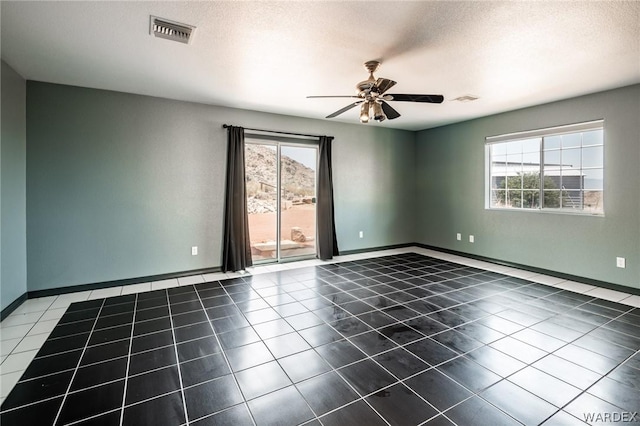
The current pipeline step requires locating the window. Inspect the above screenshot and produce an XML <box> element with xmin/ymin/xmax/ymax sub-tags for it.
<box><xmin>486</xmin><ymin>121</ymin><xmax>604</xmax><ymax>215</ymax></box>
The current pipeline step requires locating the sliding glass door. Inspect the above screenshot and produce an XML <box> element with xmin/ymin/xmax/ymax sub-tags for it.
<box><xmin>245</xmin><ymin>140</ymin><xmax>317</xmax><ymax>263</ymax></box>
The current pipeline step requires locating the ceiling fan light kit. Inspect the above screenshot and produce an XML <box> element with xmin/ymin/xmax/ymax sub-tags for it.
<box><xmin>308</xmin><ymin>60</ymin><xmax>444</xmax><ymax>124</ymax></box>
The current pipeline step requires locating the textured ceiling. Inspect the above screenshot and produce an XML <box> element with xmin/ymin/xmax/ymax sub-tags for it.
<box><xmin>2</xmin><ymin>1</ymin><xmax>639</xmax><ymax>131</ymax></box>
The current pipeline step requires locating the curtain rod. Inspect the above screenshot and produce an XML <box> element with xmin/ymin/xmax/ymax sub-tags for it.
<box><xmin>222</xmin><ymin>124</ymin><xmax>329</xmax><ymax>139</ymax></box>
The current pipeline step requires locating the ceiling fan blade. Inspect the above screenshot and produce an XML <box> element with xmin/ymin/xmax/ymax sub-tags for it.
<box><xmin>375</xmin><ymin>78</ymin><xmax>397</xmax><ymax>94</ymax></box>
<box><xmin>380</xmin><ymin>101</ymin><xmax>401</xmax><ymax>120</ymax></box>
<box><xmin>307</xmin><ymin>95</ymin><xmax>360</xmax><ymax>99</ymax></box>
<box><xmin>387</xmin><ymin>94</ymin><xmax>444</xmax><ymax>103</ymax></box>
<box><xmin>326</xmin><ymin>101</ymin><xmax>363</xmax><ymax>118</ymax></box>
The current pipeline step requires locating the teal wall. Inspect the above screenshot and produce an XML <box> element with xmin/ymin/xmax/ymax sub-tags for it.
<box><xmin>1</xmin><ymin>61</ymin><xmax>28</xmax><ymax>310</ymax></box>
<box><xmin>416</xmin><ymin>85</ymin><xmax>640</xmax><ymax>290</ymax></box>
<box><xmin>26</xmin><ymin>82</ymin><xmax>416</xmax><ymax>292</ymax></box>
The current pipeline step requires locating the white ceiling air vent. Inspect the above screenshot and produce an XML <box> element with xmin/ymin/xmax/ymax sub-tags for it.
<box><xmin>150</xmin><ymin>16</ymin><xmax>195</xmax><ymax>44</ymax></box>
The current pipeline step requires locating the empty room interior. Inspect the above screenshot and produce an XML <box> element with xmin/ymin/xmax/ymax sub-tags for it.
<box><xmin>1</xmin><ymin>1</ymin><xmax>640</xmax><ymax>425</ymax></box>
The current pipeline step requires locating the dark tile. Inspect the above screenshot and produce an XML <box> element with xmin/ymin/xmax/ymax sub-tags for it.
<box><xmin>176</xmin><ymin>336</ymin><xmax>221</xmax><ymax>363</ymax></box>
<box><xmin>218</xmin><ymin>326</ymin><xmax>261</xmax><ymax>349</ymax></box>
<box><xmin>405</xmin><ymin>368</ymin><xmax>472</xmax><ymax>411</ymax></box>
<box><xmin>532</xmin><ymin>354</ymin><xmax>602</xmax><ymax>390</ymax></box>
<box><xmin>133</xmin><ymin>317</ymin><xmax>171</xmax><ymax>335</ymax></box>
<box><xmin>66</xmin><ymin>409</ymin><xmax>121</xmax><ymax>425</ymax></box>
<box><xmin>225</xmin><ymin>341</ymin><xmax>274</xmax><ymax>372</ymax></box>
<box><xmin>554</xmin><ymin>344</ymin><xmax>619</xmax><ymax>375</ymax></box>
<box><xmin>264</xmin><ymin>332</ymin><xmax>311</xmax><ymax>358</ymax></box>
<box><xmin>338</xmin><ymin>359</ymin><xmax>396</xmax><ymax>396</ymax></box>
<box><xmin>173</xmin><ymin>321</ymin><xmax>213</xmax><ymax>343</ymax></box>
<box><xmin>279</xmin><ymin>349</ymin><xmax>331</xmax><ymax>383</ymax></box>
<box><xmin>125</xmin><ymin>366</ymin><xmax>181</xmax><ymax>405</ymax></box>
<box><xmin>169</xmin><ymin>300</ymin><xmax>202</xmax><ymax>316</ymax></box>
<box><xmin>59</xmin><ymin>307</ymin><xmax>100</xmax><ymax>324</ymax></box>
<box><xmin>180</xmin><ymin>352</ymin><xmax>231</xmax><ymax>387</ymax></box>
<box><xmin>465</xmin><ymin>345</ymin><xmax>526</xmax><ymax>377</ymax></box>
<box><xmin>490</xmin><ymin>336</ymin><xmax>547</xmax><ymax>364</ymax></box>
<box><xmin>253</xmin><ymin>318</ymin><xmax>295</xmax><ymax>340</ymax></box>
<box><xmin>2</xmin><ymin>370</ymin><xmax>73</xmax><ymax>410</ymax></box>
<box><xmin>172</xmin><ymin>310</ymin><xmax>209</xmax><ymax>328</ymax></box>
<box><xmin>454</xmin><ymin>321</ymin><xmax>505</xmax><ymax>344</ymax></box>
<box><xmin>37</xmin><ymin>333</ymin><xmax>90</xmax><ymax>357</ymax></box>
<box><xmin>297</xmin><ymin>371</ymin><xmax>359</xmax><ymax>416</ymax></box>
<box><xmin>587</xmin><ymin>376</ymin><xmax>640</xmax><ymax>412</ymax></box>
<box><xmin>274</xmin><ymin>301</ymin><xmax>308</xmax><ymax>317</ymax></box>
<box><xmin>71</xmin><ymin>357</ymin><xmax>128</xmax><ymax>391</ymax></box>
<box><xmin>607</xmin><ymin>364</ymin><xmax>640</xmax><ymax>392</ymax></box>
<box><xmin>247</xmin><ymin>386</ymin><xmax>314</xmax><ymax>426</ymax></box>
<box><xmin>122</xmin><ymin>391</ymin><xmax>185</xmax><ymax>426</ymax></box>
<box><xmin>366</xmin><ymin>382</ymin><xmax>438</xmax><ymax>425</ymax></box>
<box><xmin>0</xmin><ymin>396</ymin><xmax>62</xmax><ymax>426</ymax></box>
<box><xmin>130</xmin><ymin>330</ymin><xmax>173</xmax><ymax>354</ymax></box>
<box><xmin>49</xmin><ymin>319</ymin><xmax>95</xmax><ymax>339</ymax></box>
<box><xmin>541</xmin><ymin>410</ymin><xmax>591</xmax><ymax>425</ymax></box>
<box><xmin>235</xmin><ymin>360</ymin><xmax>292</xmax><ymax>400</ymax></box>
<box><xmin>380</xmin><ymin>305</ymin><xmax>419</xmax><ymax>321</ymax></box>
<box><xmin>191</xmin><ymin>404</ymin><xmax>253</xmax><ymax>426</ymax></box>
<box><xmin>128</xmin><ymin>345</ymin><xmax>176</xmax><ymax>375</ymax></box>
<box><xmin>531</xmin><ymin>320</ymin><xmax>584</xmax><ymax>342</ymax></box>
<box><xmin>378</xmin><ymin>323</ymin><xmax>423</xmax><ymax>345</ymax></box>
<box><xmin>95</xmin><ymin>312</ymin><xmax>134</xmax><ymax>329</ymax></box>
<box><xmin>481</xmin><ymin>380</ymin><xmax>558</xmax><ymax>425</ymax></box>
<box><xmin>210</xmin><ymin>313</ymin><xmax>250</xmax><ymax>333</ymax></box>
<box><xmin>445</xmin><ymin>395</ymin><xmax>521</xmax><ymax>426</ymax></box>
<box><xmin>509</xmin><ymin>366</ymin><xmax>582</xmax><ymax>407</ymax></box>
<box><xmin>511</xmin><ymin>327</ymin><xmax>566</xmax><ymax>352</ymax></box>
<box><xmin>356</xmin><ymin>310</ymin><xmax>398</xmax><ymax>329</ymax></box>
<box><xmin>315</xmin><ymin>339</ymin><xmax>366</xmax><ymax>369</ymax></box>
<box><xmin>101</xmin><ymin>301</ymin><xmax>135</xmax><ymax>316</ymax></box>
<box><xmin>57</xmin><ymin>380</ymin><xmax>124</xmax><ymax>425</ymax></box>
<box><xmin>373</xmin><ymin>347</ymin><xmax>430</xmax><ymax>379</ymax></box>
<box><xmin>564</xmin><ymin>393</ymin><xmax>630</xmax><ymax>425</ymax></box>
<box><xmin>200</xmin><ymin>295</ymin><xmax>233</xmax><ymax>309</ymax></box>
<box><xmin>478</xmin><ymin>315</ymin><xmax>524</xmax><ymax>335</ymax></box>
<box><xmin>350</xmin><ymin>330</ymin><xmax>398</xmax><ymax>356</ymax></box>
<box><xmin>318</xmin><ymin>400</ymin><xmax>387</xmax><ymax>426</ymax></box>
<box><xmin>298</xmin><ymin>324</ymin><xmax>342</xmax><ymax>347</ymax></box>
<box><xmin>22</xmin><ymin>349</ymin><xmax>83</xmax><ymax>380</ymax></box>
<box><xmin>330</xmin><ymin>316</ymin><xmax>371</xmax><ymax>337</ymax></box>
<box><xmin>404</xmin><ymin>316</ymin><xmax>449</xmax><ymax>336</ymax></box>
<box><xmin>405</xmin><ymin>338</ymin><xmax>459</xmax><ymax>366</ymax></box>
<box><xmin>184</xmin><ymin>375</ymin><xmax>244</xmax><ymax>420</ymax></box>
<box><xmin>572</xmin><ymin>334</ymin><xmax>634</xmax><ymax>362</ymax></box>
<box><xmin>431</xmin><ymin>329</ymin><xmax>483</xmax><ymax>354</ymax></box>
<box><xmin>437</xmin><ymin>356</ymin><xmax>501</xmax><ymax>392</ymax></box>
<box><xmin>285</xmin><ymin>311</ymin><xmax>324</xmax><ymax>331</ymax></box>
<box><xmin>88</xmin><ymin>324</ymin><xmax>132</xmax><ymax>346</ymax></box>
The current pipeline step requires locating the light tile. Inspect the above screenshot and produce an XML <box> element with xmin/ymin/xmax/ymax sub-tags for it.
<box><xmin>27</xmin><ymin>319</ymin><xmax>60</xmax><ymax>337</ymax></box>
<box><xmin>0</xmin><ymin>349</ymin><xmax>38</xmax><ymax>375</ymax></box>
<box><xmin>49</xmin><ymin>291</ymin><xmax>92</xmax><ymax>309</ymax></box>
<box><xmin>178</xmin><ymin>275</ymin><xmax>205</xmax><ymax>286</ymax></box>
<box><xmin>0</xmin><ymin>338</ymin><xmax>21</xmax><ymax>357</ymax></box>
<box><xmin>504</xmin><ymin>268</ymin><xmax>538</xmax><ymax>279</ymax></box>
<box><xmin>0</xmin><ymin>311</ymin><xmax>43</xmax><ymax>328</ymax></box>
<box><xmin>529</xmin><ymin>274</ymin><xmax>566</xmax><ymax>286</ymax></box>
<box><xmin>0</xmin><ymin>324</ymin><xmax>33</xmax><ymax>342</ymax></box>
<box><xmin>13</xmin><ymin>333</ymin><xmax>49</xmax><ymax>353</ymax></box>
<box><xmin>39</xmin><ymin>308</ymin><xmax>68</xmax><ymax>322</ymax></box>
<box><xmin>151</xmin><ymin>278</ymin><xmax>179</xmax><ymax>290</ymax></box>
<box><xmin>585</xmin><ymin>287</ymin><xmax>631</xmax><ymax>302</ymax></box>
<box><xmin>554</xmin><ymin>280</ymin><xmax>596</xmax><ymax>294</ymax></box>
<box><xmin>620</xmin><ymin>295</ymin><xmax>640</xmax><ymax>308</ymax></box>
<box><xmin>202</xmin><ymin>272</ymin><xmax>227</xmax><ymax>282</ymax></box>
<box><xmin>121</xmin><ymin>282</ymin><xmax>152</xmax><ymax>295</ymax></box>
<box><xmin>88</xmin><ymin>287</ymin><xmax>123</xmax><ymax>300</ymax></box>
<box><xmin>0</xmin><ymin>371</ymin><xmax>23</xmax><ymax>398</ymax></box>
<box><xmin>10</xmin><ymin>297</ymin><xmax>56</xmax><ymax>315</ymax></box>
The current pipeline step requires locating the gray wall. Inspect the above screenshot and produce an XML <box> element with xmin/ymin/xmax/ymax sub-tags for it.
<box><xmin>26</xmin><ymin>81</ymin><xmax>416</xmax><ymax>292</ymax></box>
<box><xmin>1</xmin><ymin>61</ymin><xmax>28</xmax><ymax>310</ymax></box>
<box><xmin>416</xmin><ymin>85</ymin><xmax>640</xmax><ymax>290</ymax></box>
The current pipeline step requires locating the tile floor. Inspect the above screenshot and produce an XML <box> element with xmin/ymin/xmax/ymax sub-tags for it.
<box><xmin>1</xmin><ymin>247</ymin><xmax>639</xmax><ymax>425</ymax></box>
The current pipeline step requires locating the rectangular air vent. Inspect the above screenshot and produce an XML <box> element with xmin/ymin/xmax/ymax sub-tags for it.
<box><xmin>150</xmin><ymin>16</ymin><xmax>195</xmax><ymax>44</ymax></box>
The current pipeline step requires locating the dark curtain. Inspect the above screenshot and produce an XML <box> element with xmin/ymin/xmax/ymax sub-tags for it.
<box><xmin>317</xmin><ymin>135</ymin><xmax>339</xmax><ymax>260</ymax></box>
<box><xmin>222</xmin><ymin>126</ymin><xmax>252</xmax><ymax>272</ymax></box>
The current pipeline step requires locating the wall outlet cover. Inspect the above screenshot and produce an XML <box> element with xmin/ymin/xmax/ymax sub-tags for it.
<box><xmin>191</xmin><ymin>246</ymin><xmax>198</xmax><ymax>256</ymax></box>
<box><xmin>456</xmin><ymin>233</ymin><xmax>461</xmax><ymax>241</ymax></box>
<box><xmin>469</xmin><ymin>235</ymin><xmax>475</xmax><ymax>243</ymax></box>
<box><xmin>616</xmin><ymin>257</ymin><xmax>625</xmax><ymax>268</ymax></box>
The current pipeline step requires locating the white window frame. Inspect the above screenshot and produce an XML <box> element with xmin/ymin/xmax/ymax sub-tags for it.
<box><xmin>485</xmin><ymin>120</ymin><xmax>604</xmax><ymax>216</ymax></box>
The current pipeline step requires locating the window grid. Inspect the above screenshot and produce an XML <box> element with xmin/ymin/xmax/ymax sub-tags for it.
<box><xmin>488</xmin><ymin>125</ymin><xmax>603</xmax><ymax>215</ymax></box>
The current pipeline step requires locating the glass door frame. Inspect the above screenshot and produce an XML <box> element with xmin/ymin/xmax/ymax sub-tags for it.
<box><xmin>245</xmin><ymin>135</ymin><xmax>319</xmax><ymax>265</ymax></box>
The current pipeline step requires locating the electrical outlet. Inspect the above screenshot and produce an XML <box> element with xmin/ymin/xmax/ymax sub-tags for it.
<box><xmin>456</xmin><ymin>233</ymin><xmax>461</xmax><ymax>241</ymax></box>
<box><xmin>616</xmin><ymin>257</ymin><xmax>625</xmax><ymax>268</ymax></box>
<box><xmin>191</xmin><ymin>246</ymin><xmax>198</xmax><ymax>256</ymax></box>
<box><xmin>359</xmin><ymin>231</ymin><xmax>364</xmax><ymax>239</ymax></box>
<box><xmin>469</xmin><ymin>235</ymin><xmax>475</xmax><ymax>243</ymax></box>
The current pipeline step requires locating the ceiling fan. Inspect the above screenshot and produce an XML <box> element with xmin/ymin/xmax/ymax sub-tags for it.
<box><xmin>307</xmin><ymin>60</ymin><xmax>444</xmax><ymax>123</ymax></box>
